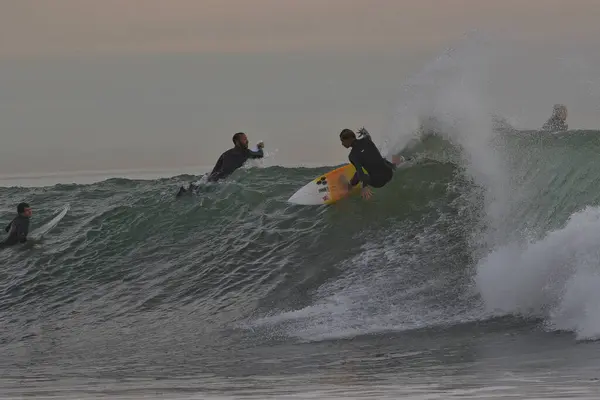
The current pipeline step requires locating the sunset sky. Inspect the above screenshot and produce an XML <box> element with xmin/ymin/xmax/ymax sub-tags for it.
<box><xmin>1</xmin><ymin>0</ymin><xmax>600</xmax><ymax>174</ymax></box>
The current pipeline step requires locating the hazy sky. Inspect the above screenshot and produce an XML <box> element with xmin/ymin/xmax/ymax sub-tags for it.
<box><xmin>1</xmin><ymin>0</ymin><xmax>600</xmax><ymax>174</ymax></box>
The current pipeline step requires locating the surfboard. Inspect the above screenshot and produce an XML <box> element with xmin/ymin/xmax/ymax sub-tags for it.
<box><xmin>29</xmin><ymin>204</ymin><xmax>70</xmax><ymax>241</ymax></box>
<box><xmin>288</xmin><ymin>156</ymin><xmax>412</xmax><ymax>206</ymax></box>
<box><xmin>287</xmin><ymin>163</ymin><xmax>363</xmax><ymax>205</ymax></box>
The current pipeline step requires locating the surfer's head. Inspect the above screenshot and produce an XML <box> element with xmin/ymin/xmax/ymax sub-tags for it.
<box><xmin>232</xmin><ymin>132</ymin><xmax>249</xmax><ymax>149</ymax></box>
<box><xmin>553</xmin><ymin>104</ymin><xmax>567</xmax><ymax>121</ymax></box>
<box><xmin>339</xmin><ymin>129</ymin><xmax>356</xmax><ymax>148</ymax></box>
<box><xmin>17</xmin><ymin>202</ymin><xmax>32</xmax><ymax>217</ymax></box>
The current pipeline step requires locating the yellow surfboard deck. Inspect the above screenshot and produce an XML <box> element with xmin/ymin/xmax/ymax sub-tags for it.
<box><xmin>288</xmin><ymin>163</ymin><xmax>366</xmax><ymax>205</ymax></box>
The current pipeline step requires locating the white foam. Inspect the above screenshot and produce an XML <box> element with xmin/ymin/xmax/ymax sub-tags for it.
<box><xmin>476</xmin><ymin>206</ymin><xmax>600</xmax><ymax>340</ymax></box>
<box><xmin>244</xmin><ymin>144</ymin><xmax>279</xmax><ymax>170</ymax></box>
<box><xmin>249</xmin><ymin>222</ymin><xmax>487</xmax><ymax>342</ymax></box>
<box><xmin>381</xmin><ymin>32</ymin><xmax>517</xmax><ymax>250</ymax></box>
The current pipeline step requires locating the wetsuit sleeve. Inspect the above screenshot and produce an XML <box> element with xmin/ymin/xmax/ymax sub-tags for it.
<box><xmin>247</xmin><ymin>148</ymin><xmax>264</xmax><ymax>159</ymax></box>
<box><xmin>348</xmin><ymin>152</ymin><xmax>369</xmax><ymax>188</ymax></box>
<box><xmin>348</xmin><ymin>171</ymin><xmax>359</xmax><ymax>187</ymax></box>
<box><xmin>4</xmin><ymin>220</ymin><xmax>12</xmax><ymax>233</ymax></box>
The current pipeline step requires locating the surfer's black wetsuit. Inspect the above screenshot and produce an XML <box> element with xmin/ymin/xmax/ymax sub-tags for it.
<box><xmin>348</xmin><ymin>135</ymin><xmax>396</xmax><ymax>189</ymax></box>
<box><xmin>1</xmin><ymin>215</ymin><xmax>30</xmax><ymax>247</ymax></box>
<box><xmin>207</xmin><ymin>146</ymin><xmax>264</xmax><ymax>182</ymax></box>
<box><xmin>176</xmin><ymin>146</ymin><xmax>264</xmax><ymax>197</ymax></box>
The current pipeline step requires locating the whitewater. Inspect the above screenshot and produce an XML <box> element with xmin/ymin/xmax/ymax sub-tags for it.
<box><xmin>2</xmin><ymin>33</ymin><xmax>600</xmax><ymax>398</ymax></box>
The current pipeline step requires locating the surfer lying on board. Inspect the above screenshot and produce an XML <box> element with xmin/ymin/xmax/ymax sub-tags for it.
<box><xmin>339</xmin><ymin>127</ymin><xmax>402</xmax><ymax>200</ymax></box>
<box><xmin>0</xmin><ymin>202</ymin><xmax>32</xmax><ymax>248</ymax></box>
<box><xmin>176</xmin><ymin>132</ymin><xmax>265</xmax><ymax>197</ymax></box>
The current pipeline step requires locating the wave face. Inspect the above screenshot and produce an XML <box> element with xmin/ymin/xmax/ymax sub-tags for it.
<box><xmin>2</xmin><ymin>130</ymin><xmax>600</xmax><ymax>375</ymax></box>
<box><xmin>3</xmin><ymin>33</ymin><xmax>600</xmax><ymax>400</ymax></box>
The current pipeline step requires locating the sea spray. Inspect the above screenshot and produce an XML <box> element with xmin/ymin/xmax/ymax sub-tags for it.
<box><xmin>383</xmin><ymin>31</ymin><xmax>514</xmax><ymax>249</ymax></box>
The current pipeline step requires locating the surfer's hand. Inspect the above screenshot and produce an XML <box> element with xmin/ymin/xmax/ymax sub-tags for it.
<box><xmin>361</xmin><ymin>187</ymin><xmax>373</xmax><ymax>200</ymax></box>
<box><xmin>257</xmin><ymin>141</ymin><xmax>265</xmax><ymax>149</ymax></box>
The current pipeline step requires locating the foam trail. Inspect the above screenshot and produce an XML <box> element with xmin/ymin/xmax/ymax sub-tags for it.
<box><xmin>476</xmin><ymin>206</ymin><xmax>600</xmax><ymax>341</ymax></box>
<box><xmin>248</xmin><ymin>213</ymin><xmax>487</xmax><ymax>342</ymax></box>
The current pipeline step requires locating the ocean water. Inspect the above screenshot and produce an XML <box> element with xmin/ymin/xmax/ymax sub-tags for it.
<box><xmin>1</xmin><ymin>129</ymin><xmax>600</xmax><ymax>399</ymax></box>
<box><xmin>3</xmin><ymin>31</ymin><xmax>600</xmax><ymax>399</ymax></box>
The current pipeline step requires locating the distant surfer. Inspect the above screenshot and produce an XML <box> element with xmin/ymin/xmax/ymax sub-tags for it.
<box><xmin>541</xmin><ymin>104</ymin><xmax>568</xmax><ymax>133</ymax></box>
<box><xmin>339</xmin><ymin>127</ymin><xmax>402</xmax><ymax>200</ymax></box>
<box><xmin>176</xmin><ymin>132</ymin><xmax>265</xmax><ymax>197</ymax></box>
<box><xmin>1</xmin><ymin>202</ymin><xmax>32</xmax><ymax>248</ymax></box>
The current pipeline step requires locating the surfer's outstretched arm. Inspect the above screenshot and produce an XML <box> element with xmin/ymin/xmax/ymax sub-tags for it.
<box><xmin>247</xmin><ymin>147</ymin><xmax>264</xmax><ymax>159</ymax></box>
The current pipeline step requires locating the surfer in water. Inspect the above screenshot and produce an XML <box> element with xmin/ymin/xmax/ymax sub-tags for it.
<box><xmin>1</xmin><ymin>202</ymin><xmax>32</xmax><ymax>248</ymax></box>
<box><xmin>339</xmin><ymin>127</ymin><xmax>402</xmax><ymax>200</ymax></box>
<box><xmin>176</xmin><ymin>132</ymin><xmax>265</xmax><ymax>197</ymax></box>
<box><xmin>541</xmin><ymin>104</ymin><xmax>568</xmax><ymax>133</ymax></box>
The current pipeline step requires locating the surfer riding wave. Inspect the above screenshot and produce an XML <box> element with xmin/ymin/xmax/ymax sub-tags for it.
<box><xmin>339</xmin><ymin>127</ymin><xmax>402</xmax><ymax>200</ymax></box>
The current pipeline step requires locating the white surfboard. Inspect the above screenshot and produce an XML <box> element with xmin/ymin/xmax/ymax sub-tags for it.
<box><xmin>30</xmin><ymin>204</ymin><xmax>70</xmax><ymax>241</ymax></box>
<box><xmin>288</xmin><ymin>156</ymin><xmax>413</xmax><ymax>206</ymax></box>
<box><xmin>288</xmin><ymin>163</ymin><xmax>359</xmax><ymax>206</ymax></box>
